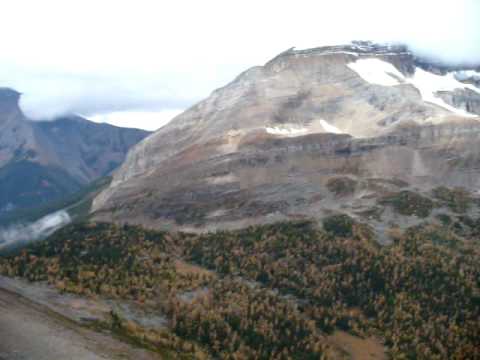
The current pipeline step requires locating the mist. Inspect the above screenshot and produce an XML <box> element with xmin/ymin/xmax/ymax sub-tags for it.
<box><xmin>0</xmin><ymin>0</ymin><xmax>478</xmax><ymax>130</ymax></box>
<box><xmin>0</xmin><ymin>210</ymin><xmax>71</xmax><ymax>251</ymax></box>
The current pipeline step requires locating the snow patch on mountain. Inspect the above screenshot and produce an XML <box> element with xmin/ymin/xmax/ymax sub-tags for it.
<box><xmin>265</xmin><ymin>126</ymin><xmax>308</xmax><ymax>137</ymax></box>
<box><xmin>265</xmin><ymin>119</ymin><xmax>343</xmax><ymax>137</ymax></box>
<box><xmin>347</xmin><ymin>58</ymin><xmax>404</xmax><ymax>86</ymax></box>
<box><xmin>319</xmin><ymin>119</ymin><xmax>343</xmax><ymax>134</ymax></box>
<box><xmin>409</xmin><ymin>68</ymin><xmax>479</xmax><ymax>117</ymax></box>
<box><xmin>348</xmin><ymin>58</ymin><xmax>479</xmax><ymax>117</ymax></box>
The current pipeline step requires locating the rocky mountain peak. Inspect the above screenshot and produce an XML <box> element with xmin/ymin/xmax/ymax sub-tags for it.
<box><xmin>0</xmin><ymin>88</ymin><xmax>23</xmax><ymax>123</ymax></box>
<box><xmin>92</xmin><ymin>43</ymin><xmax>480</xmax><ymax>233</ymax></box>
<box><xmin>0</xmin><ymin>87</ymin><xmax>21</xmax><ymax>103</ymax></box>
<box><xmin>269</xmin><ymin>41</ymin><xmax>480</xmax><ymax>77</ymax></box>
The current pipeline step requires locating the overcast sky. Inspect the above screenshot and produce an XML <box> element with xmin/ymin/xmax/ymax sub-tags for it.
<box><xmin>0</xmin><ymin>0</ymin><xmax>479</xmax><ymax>130</ymax></box>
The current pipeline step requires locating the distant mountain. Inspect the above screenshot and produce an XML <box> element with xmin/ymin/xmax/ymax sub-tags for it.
<box><xmin>0</xmin><ymin>88</ymin><xmax>150</xmax><ymax>216</ymax></box>
<box><xmin>92</xmin><ymin>41</ymin><xmax>480</xmax><ymax>233</ymax></box>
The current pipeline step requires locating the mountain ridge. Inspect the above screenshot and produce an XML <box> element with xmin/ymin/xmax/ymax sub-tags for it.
<box><xmin>0</xmin><ymin>88</ymin><xmax>150</xmax><ymax>215</ymax></box>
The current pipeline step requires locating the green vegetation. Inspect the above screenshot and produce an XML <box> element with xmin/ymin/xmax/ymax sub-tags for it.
<box><xmin>380</xmin><ymin>190</ymin><xmax>434</xmax><ymax>217</ymax></box>
<box><xmin>1</xmin><ymin>215</ymin><xmax>479</xmax><ymax>359</ymax></box>
<box><xmin>0</xmin><ymin>176</ymin><xmax>110</xmax><ymax>226</ymax></box>
<box><xmin>432</xmin><ymin>186</ymin><xmax>472</xmax><ymax>213</ymax></box>
<box><xmin>323</xmin><ymin>214</ymin><xmax>355</xmax><ymax>237</ymax></box>
<box><xmin>0</xmin><ymin>160</ymin><xmax>81</xmax><ymax>213</ymax></box>
<box><xmin>355</xmin><ymin>206</ymin><xmax>384</xmax><ymax>221</ymax></box>
<box><xmin>0</xmin><ymin>223</ymin><xmax>325</xmax><ymax>358</ymax></box>
<box><xmin>91</xmin><ymin>310</ymin><xmax>207</xmax><ymax>359</ymax></box>
<box><xmin>326</xmin><ymin>177</ymin><xmax>357</xmax><ymax>197</ymax></box>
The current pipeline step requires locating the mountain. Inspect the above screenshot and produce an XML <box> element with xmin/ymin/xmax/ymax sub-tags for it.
<box><xmin>0</xmin><ymin>88</ymin><xmax>150</xmax><ymax>216</ymax></box>
<box><xmin>3</xmin><ymin>43</ymin><xmax>480</xmax><ymax>359</ymax></box>
<box><xmin>92</xmin><ymin>41</ymin><xmax>480</xmax><ymax>234</ymax></box>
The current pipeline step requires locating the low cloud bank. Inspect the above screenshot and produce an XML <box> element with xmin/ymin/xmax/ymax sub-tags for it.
<box><xmin>0</xmin><ymin>210</ymin><xmax>71</xmax><ymax>250</ymax></box>
<box><xmin>0</xmin><ymin>0</ymin><xmax>478</xmax><ymax>129</ymax></box>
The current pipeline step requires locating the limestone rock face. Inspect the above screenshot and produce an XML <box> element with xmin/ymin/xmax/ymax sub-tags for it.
<box><xmin>92</xmin><ymin>43</ymin><xmax>480</xmax><ymax>232</ymax></box>
<box><xmin>436</xmin><ymin>89</ymin><xmax>480</xmax><ymax>115</ymax></box>
<box><xmin>0</xmin><ymin>88</ymin><xmax>38</xmax><ymax>167</ymax></box>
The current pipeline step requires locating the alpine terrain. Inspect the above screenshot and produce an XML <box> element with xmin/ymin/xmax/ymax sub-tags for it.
<box><xmin>2</xmin><ymin>42</ymin><xmax>480</xmax><ymax>359</ymax></box>
<box><xmin>92</xmin><ymin>42</ymin><xmax>480</xmax><ymax>235</ymax></box>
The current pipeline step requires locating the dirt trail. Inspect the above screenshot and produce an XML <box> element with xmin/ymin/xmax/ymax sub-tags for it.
<box><xmin>0</xmin><ymin>285</ymin><xmax>160</xmax><ymax>360</ymax></box>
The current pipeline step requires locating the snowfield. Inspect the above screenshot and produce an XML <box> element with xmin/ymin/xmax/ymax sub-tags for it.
<box><xmin>348</xmin><ymin>58</ymin><xmax>480</xmax><ymax>118</ymax></box>
<box><xmin>347</xmin><ymin>58</ymin><xmax>404</xmax><ymax>86</ymax></box>
<box><xmin>265</xmin><ymin>119</ymin><xmax>343</xmax><ymax>137</ymax></box>
<box><xmin>265</xmin><ymin>126</ymin><xmax>308</xmax><ymax>136</ymax></box>
<box><xmin>319</xmin><ymin>119</ymin><xmax>343</xmax><ymax>134</ymax></box>
<box><xmin>410</xmin><ymin>68</ymin><xmax>479</xmax><ymax>117</ymax></box>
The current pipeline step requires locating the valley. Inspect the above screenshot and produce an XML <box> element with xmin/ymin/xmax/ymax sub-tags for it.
<box><xmin>1</xmin><ymin>206</ymin><xmax>479</xmax><ymax>358</ymax></box>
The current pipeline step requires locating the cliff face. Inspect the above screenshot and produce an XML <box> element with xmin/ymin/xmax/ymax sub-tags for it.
<box><xmin>0</xmin><ymin>89</ymin><xmax>38</xmax><ymax>168</ymax></box>
<box><xmin>0</xmin><ymin>88</ymin><xmax>150</xmax><ymax>214</ymax></box>
<box><xmin>92</xmin><ymin>43</ymin><xmax>480</xmax><ymax>232</ymax></box>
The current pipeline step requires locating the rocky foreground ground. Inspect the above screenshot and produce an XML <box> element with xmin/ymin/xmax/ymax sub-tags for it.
<box><xmin>0</xmin><ymin>277</ymin><xmax>161</xmax><ymax>360</ymax></box>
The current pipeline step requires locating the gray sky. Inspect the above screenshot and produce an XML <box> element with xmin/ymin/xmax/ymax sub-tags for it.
<box><xmin>0</xmin><ymin>0</ymin><xmax>479</xmax><ymax>130</ymax></box>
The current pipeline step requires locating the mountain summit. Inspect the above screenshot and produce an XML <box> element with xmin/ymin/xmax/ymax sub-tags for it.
<box><xmin>0</xmin><ymin>88</ymin><xmax>150</xmax><ymax>215</ymax></box>
<box><xmin>93</xmin><ymin>42</ymin><xmax>480</xmax><ymax>233</ymax></box>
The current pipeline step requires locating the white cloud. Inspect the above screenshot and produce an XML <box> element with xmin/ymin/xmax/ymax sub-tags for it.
<box><xmin>0</xmin><ymin>210</ymin><xmax>71</xmax><ymax>250</ymax></box>
<box><xmin>0</xmin><ymin>0</ymin><xmax>478</xmax><ymax>130</ymax></box>
<box><xmin>88</xmin><ymin>110</ymin><xmax>182</xmax><ymax>131</ymax></box>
